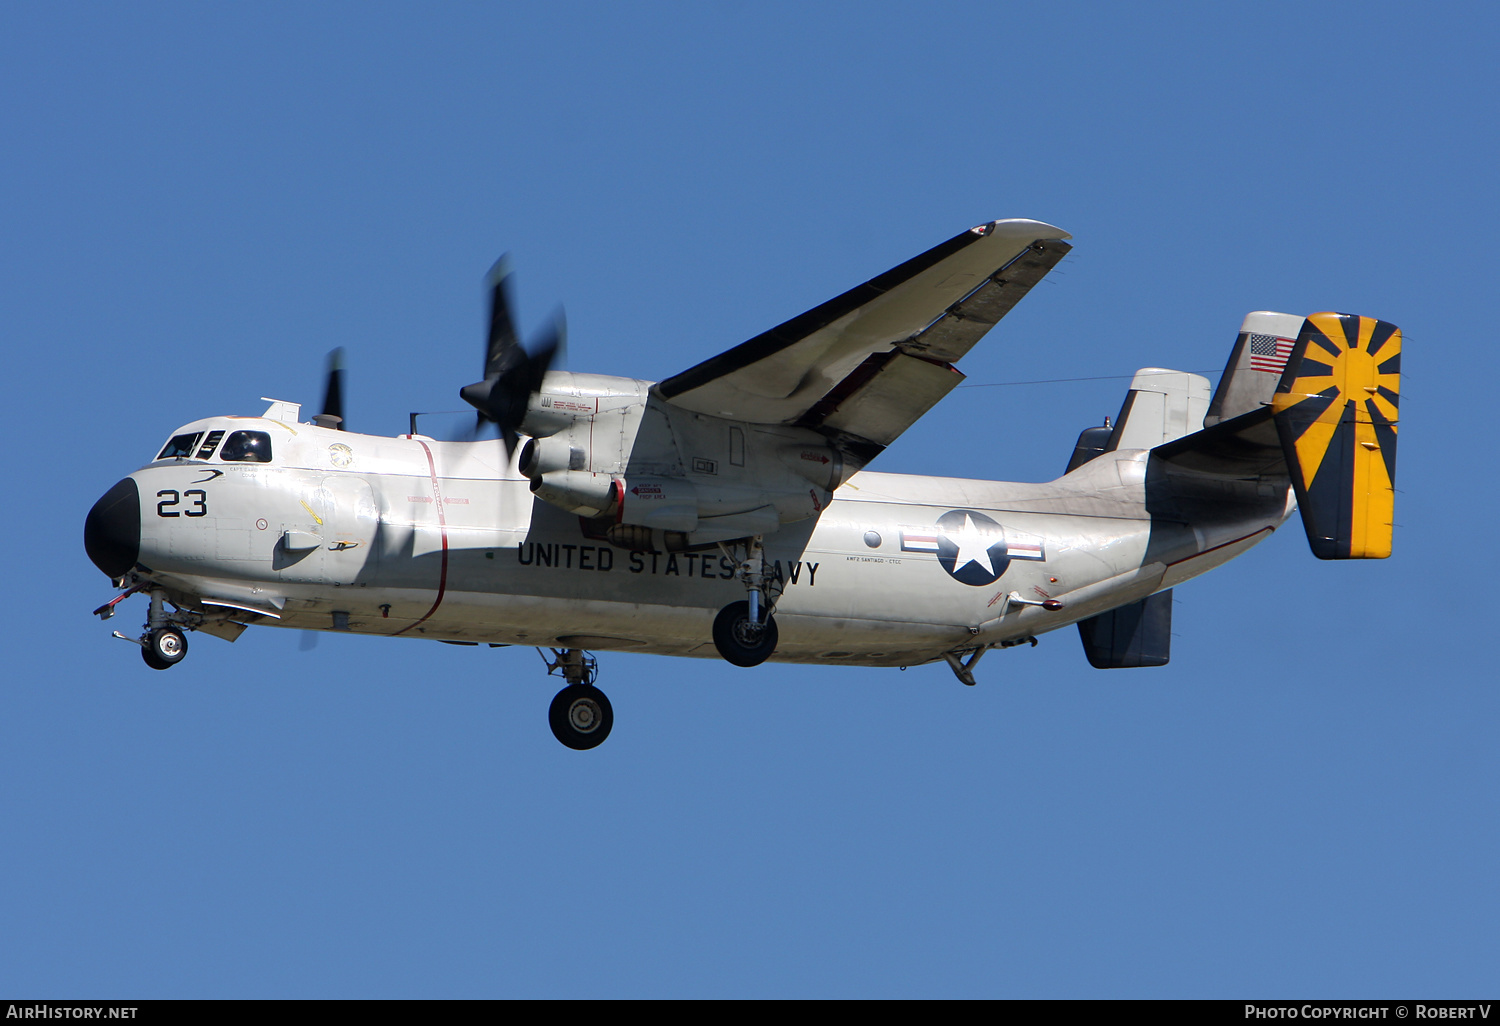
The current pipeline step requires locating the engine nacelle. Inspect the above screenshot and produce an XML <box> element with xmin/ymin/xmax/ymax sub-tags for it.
<box><xmin>513</xmin><ymin>382</ymin><xmax>840</xmax><ymax>543</ymax></box>
<box><xmin>618</xmin><ymin>477</ymin><xmax>698</xmax><ymax>533</ymax></box>
<box><xmin>519</xmin><ymin>434</ymin><xmax>587</xmax><ymax>477</ymax></box>
<box><xmin>529</xmin><ymin>471</ymin><xmax>621</xmax><ymax>518</ymax></box>
<box><xmin>777</xmin><ymin>444</ymin><xmax>844</xmax><ymax>492</ymax></box>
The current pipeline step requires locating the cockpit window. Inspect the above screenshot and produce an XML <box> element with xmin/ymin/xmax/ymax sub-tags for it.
<box><xmin>157</xmin><ymin>433</ymin><xmax>203</xmax><ymax>460</ymax></box>
<box><xmin>221</xmin><ymin>430</ymin><xmax>273</xmax><ymax>463</ymax></box>
<box><xmin>196</xmin><ymin>430</ymin><xmax>225</xmax><ymax>459</ymax></box>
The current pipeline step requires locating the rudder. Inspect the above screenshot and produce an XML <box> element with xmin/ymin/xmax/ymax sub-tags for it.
<box><xmin>1272</xmin><ymin>312</ymin><xmax>1401</xmax><ymax>559</ymax></box>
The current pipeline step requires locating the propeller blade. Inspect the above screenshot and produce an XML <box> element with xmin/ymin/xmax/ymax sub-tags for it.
<box><xmin>454</xmin><ymin>410</ymin><xmax>493</xmax><ymax>444</ymax></box>
<box><xmin>527</xmin><ymin>310</ymin><xmax>565</xmax><ymax>395</ymax></box>
<box><xmin>459</xmin><ymin>258</ymin><xmax>565</xmax><ymax>456</ymax></box>
<box><xmin>315</xmin><ymin>347</ymin><xmax>345</xmax><ymax>430</ymax></box>
<box><xmin>484</xmin><ymin>254</ymin><xmax>519</xmax><ymax>378</ymax></box>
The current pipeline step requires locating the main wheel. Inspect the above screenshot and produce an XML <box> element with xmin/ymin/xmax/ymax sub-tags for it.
<box><xmin>141</xmin><ymin>627</ymin><xmax>187</xmax><ymax>671</ymax></box>
<box><xmin>712</xmin><ymin>601</ymin><xmax>779</xmax><ymax>667</ymax></box>
<box><xmin>548</xmin><ymin>684</ymin><xmax>614</xmax><ymax>750</ymax></box>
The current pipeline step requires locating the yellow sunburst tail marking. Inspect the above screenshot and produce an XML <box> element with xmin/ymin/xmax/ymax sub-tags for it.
<box><xmin>1271</xmin><ymin>312</ymin><xmax>1400</xmax><ymax>559</ymax></box>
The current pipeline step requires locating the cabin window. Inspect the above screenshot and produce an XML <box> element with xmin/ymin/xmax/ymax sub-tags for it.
<box><xmin>195</xmin><ymin>430</ymin><xmax>225</xmax><ymax>459</ymax></box>
<box><xmin>221</xmin><ymin>430</ymin><xmax>273</xmax><ymax>463</ymax></box>
<box><xmin>157</xmin><ymin>433</ymin><xmax>203</xmax><ymax>460</ymax></box>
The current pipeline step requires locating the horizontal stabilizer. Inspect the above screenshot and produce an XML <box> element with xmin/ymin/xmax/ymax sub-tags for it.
<box><xmin>1149</xmin><ymin>404</ymin><xmax>1282</xmax><ymax>478</ymax></box>
<box><xmin>1078</xmin><ymin>589</ymin><xmax>1172</xmax><ymax>668</ymax></box>
<box><xmin>1272</xmin><ymin>312</ymin><xmax>1400</xmax><ymax>559</ymax></box>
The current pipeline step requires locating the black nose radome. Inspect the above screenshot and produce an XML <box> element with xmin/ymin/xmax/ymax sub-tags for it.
<box><xmin>85</xmin><ymin>478</ymin><xmax>140</xmax><ymax>579</ymax></box>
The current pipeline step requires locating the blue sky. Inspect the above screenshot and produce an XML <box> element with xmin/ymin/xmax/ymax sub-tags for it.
<box><xmin>2</xmin><ymin>2</ymin><xmax>1496</xmax><ymax>997</ymax></box>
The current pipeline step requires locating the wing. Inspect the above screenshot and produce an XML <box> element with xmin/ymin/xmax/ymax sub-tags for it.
<box><xmin>655</xmin><ymin>218</ymin><xmax>1071</xmax><ymax>462</ymax></box>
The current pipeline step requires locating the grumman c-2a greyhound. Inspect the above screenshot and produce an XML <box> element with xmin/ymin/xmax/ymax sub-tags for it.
<box><xmin>84</xmin><ymin>219</ymin><xmax>1401</xmax><ymax>749</ymax></box>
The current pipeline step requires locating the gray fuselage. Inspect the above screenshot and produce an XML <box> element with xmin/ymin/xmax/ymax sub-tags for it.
<box><xmin>114</xmin><ymin>414</ymin><xmax>1294</xmax><ymax>667</ymax></box>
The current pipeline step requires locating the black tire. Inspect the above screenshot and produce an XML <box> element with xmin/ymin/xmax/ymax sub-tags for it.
<box><xmin>141</xmin><ymin>628</ymin><xmax>187</xmax><ymax>671</ymax></box>
<box><xmin>548</xmin><ymin>684</ymin><xmax>614</xmax><ymax>750</ymax></box>
<box><xmin>712</xmin><ymin>601</ymin><xmax>779</xmax><ymax>667</ymax></box>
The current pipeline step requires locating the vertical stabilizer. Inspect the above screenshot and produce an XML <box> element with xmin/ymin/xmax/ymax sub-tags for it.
<box><xmin>1077</xmin><ymin>589</ymin><xmax>1173</xmax><ymax>668</ymax></box>
<box><xmin>1204</xmin><ymin>311</ymin><xmax>1303</xmax><ymax>426</ymax></box>
<box><xmin>1272</xmin><ymin>312</ymin><xmax>1401</xmax><ymax>559</ymax></box>
<box><xmin>1107</xmin><ymin>369</ymin><xmax>1211</xmax><ymax>450</ymax></box>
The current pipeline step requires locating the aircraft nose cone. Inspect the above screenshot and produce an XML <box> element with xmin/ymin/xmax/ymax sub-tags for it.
<box><xmin>84</xmin><ymin>478</ymin><xmax>141</xmax><ymax>579</ymax></box>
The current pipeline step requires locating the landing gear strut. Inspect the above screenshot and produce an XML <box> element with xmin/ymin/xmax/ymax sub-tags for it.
<box><xmin>712</xmin><ymin>536</ymin><xmax>781</xmax><ymax>667</ymax></box>
<box><xmin>542</xmin><ymin>648</ymin><xmax>613</xmax><ymax>750</ymax></box>
<box><xmin>107</xmin><ymin>588</ymin><xmax>192</xmax><ymax>671</ymax></box>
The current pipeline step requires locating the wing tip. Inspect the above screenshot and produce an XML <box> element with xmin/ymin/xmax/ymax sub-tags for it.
<box><xmin>975</xmin><ymin>218</ymin><xmax>1072</xmax><ymax>241</ymax></box>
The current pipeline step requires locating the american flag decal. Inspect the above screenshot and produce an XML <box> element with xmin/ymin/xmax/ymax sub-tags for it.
<box><xmin>1248</xmin><ymin>333</ymin><xmax>1295</xmax><ymax>374</ymax></box>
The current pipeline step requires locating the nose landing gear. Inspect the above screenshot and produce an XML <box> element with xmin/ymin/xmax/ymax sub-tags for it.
<box><xmin>104</xmin><ymin>588</ymin><xmax>194</xmax><ymax>671</ymax></box>
<box><xmin>542</xmin><ymin>648</ymin><xmax>613</xmax><ymax>750</ymax></box>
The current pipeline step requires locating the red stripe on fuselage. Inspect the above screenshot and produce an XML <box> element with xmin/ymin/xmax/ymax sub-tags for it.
<box><xmin>392</xmin><ymin>440</ymin><xmax>449</xmax><ymax>636</ymax></box>
<box><xmin>1164</xmin><ymin>526</ymin><xmax>1274</xmax><ymax>567</ymax></box>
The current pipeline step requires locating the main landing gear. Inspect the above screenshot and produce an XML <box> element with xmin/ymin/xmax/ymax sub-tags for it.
<box><xmin>713</xmin><ymin>602</ymin><xmax>778</xmax><ymax>667</ymax></box>
<box><xmin>712</xmin><ymin>536</ymin><xmax>782</xmax><ymax>667</ymax></box>
<box><xmin>542</xmin><ymin>648</ymin><xmax>613</xmax><ymax>750</ymax></box>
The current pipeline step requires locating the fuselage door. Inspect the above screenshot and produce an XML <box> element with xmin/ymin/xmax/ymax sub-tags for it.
<box><xmin>320</xmin><ymin>474</ymin><xmax>379</xmax><ymax>586</ymax></box>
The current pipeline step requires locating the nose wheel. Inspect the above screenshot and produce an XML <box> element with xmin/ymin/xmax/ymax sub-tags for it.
<box><xmin>142</xmin><ymin>627</ymin><xmax>188</xmax><ymax>670</ymax></box>
<box><xmin>102</xmin><ymin>588</ymin><xmax>193</xmax><ymax>670</ymax></box>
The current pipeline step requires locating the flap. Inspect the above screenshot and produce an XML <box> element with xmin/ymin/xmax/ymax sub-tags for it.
<box><xmin>814</xmin><ymin>351</ymin><xmax>966</xmax><ymax>449</ymax></box>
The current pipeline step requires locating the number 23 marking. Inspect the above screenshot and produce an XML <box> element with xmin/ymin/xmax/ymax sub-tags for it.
<box><xmin>157</xmin><ymin>489</ymin><xmax>207</xmax><ymax>517</ymax></box>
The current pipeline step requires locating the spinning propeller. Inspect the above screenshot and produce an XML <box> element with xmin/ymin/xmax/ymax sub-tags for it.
<box><xmin>300</xmin><ymin>347</ymin><xmax>349</xmax><ymax>653</ymax></box>
<box><xmin>458</xmin><ymin>256</ymin><xmax>564</xmax><ymax>454</ymax></box>
<box><xmin>312</xmin><ymin>347</ymin><xmax>346</xmax><ymax>430</ymax></box>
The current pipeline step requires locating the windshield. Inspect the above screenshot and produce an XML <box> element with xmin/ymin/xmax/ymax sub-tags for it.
<box><xmin>195</xmin><ymin>430</ymin><xmax>225</xmax><ymax>459</ymax></box>
<box><xmin>156</xmin><ymin>433</ymin><xmax>202</xmax><ymax>460</ymax></box>
<box><xmin>221</xmin><ymin>430</ymin><xmax>272</xmax><ymax>463</ymax></box>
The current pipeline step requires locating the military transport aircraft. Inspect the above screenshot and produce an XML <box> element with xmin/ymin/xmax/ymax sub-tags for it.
<box><xmin>84</xmin><ymin>219</ymin><xmax>1401</xmax><ymax>749</ymax></box>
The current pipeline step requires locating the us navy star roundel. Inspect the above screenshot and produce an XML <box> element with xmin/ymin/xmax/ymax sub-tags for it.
<box><xmin>936</xmin><ymin>509</ymin><xmax>1010</xmax><ymax>586</ymax></box>
<box><xmin>900</xmin><ymin>510</ymin><xmax>1047</xmax><ymax>585</ymax></box>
